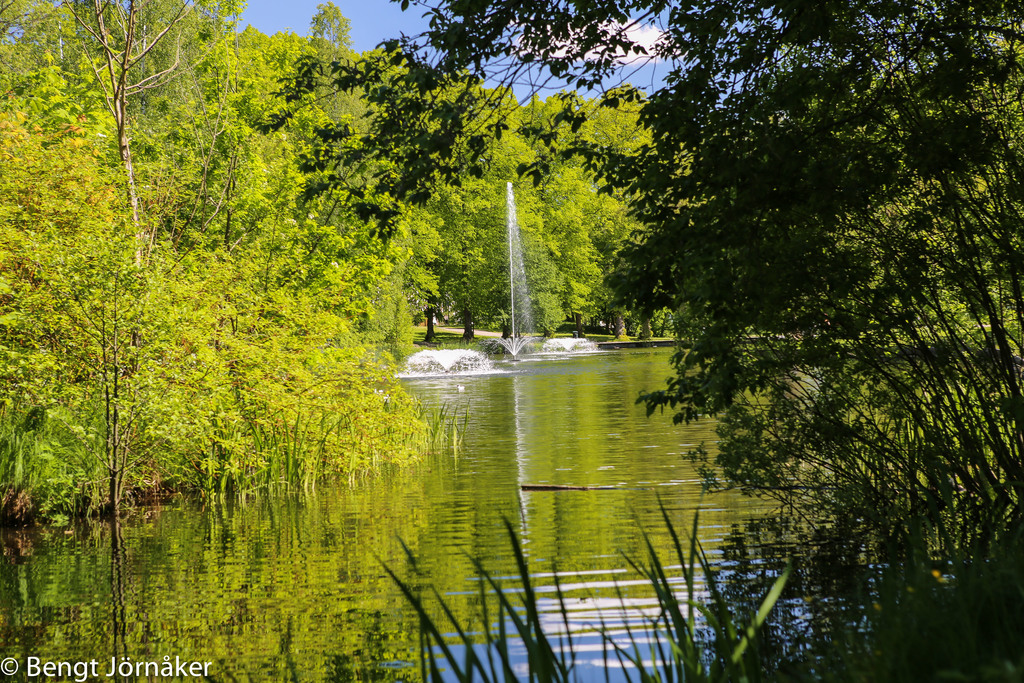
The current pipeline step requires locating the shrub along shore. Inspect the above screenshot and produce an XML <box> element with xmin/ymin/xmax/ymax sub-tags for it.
<box><xmin>0</xmin><ymin>379</ymin><xmax>441</xmax><ymax>527</ymax></box>
<box><xmin>0</xmin><ymin>119</ymin><xmax>439</xmax><ymax>525</ymax></box>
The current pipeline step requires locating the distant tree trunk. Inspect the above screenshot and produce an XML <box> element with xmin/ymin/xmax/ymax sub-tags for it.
<box><xmin>613</xmin><ymin>312</ymin><xmax>626</xmax><ymax>339</ymax></box>
<box><xmin>502</xmin><ymin>322</ymin><xmax>511</xmax><ymax>339</ymax></box>
<box><xmin>462</xmin><ymin>308</ymin><xmax>474</xmax><ymax>341</ymax></box>
<box><xmin>424</xmin><ymin>305</ymin><xmax>436</xmax><ymax>342</ymax></box>
<box><xmin>640</xmin><ymin>316</ymin><xmax>652</xmax><ymax>340</ymax></box>
<box><xmin>574</xmin><ymin>312</ymin><xmax>584</xmax><ymax>338</ymax></box>
<box><xmin>653</xmin><ymin>313</ymin><xmax>670</xmax><ymax>337</ymax></box>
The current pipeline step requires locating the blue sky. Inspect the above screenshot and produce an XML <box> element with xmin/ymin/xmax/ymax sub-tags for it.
<box><xmin>240</xmin><ymin>0</ymin><xmax>430</xmax><ymax>53</ymax></box>
<box><xmin>239</xmin><ymin>1</ymin><xmax>671</xmax><ymax>99</ymax></box>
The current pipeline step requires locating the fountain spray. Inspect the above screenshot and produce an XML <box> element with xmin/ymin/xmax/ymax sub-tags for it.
<box><xmin>508</xmin><ymin>182</ymin><xmax>516</xmax><ymax>339</ymax></box>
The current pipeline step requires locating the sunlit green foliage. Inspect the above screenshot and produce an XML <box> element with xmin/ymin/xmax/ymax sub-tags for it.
<box><xmin>272</xmin><ymin>44</ymin><xmax>655</xmax><ymax>340</ymax></box>
<box><xmin>0</xmin><ymin>2</ymin><xmax>436</xmax><ymax>520</ymax></box>
<box><xmin>305</xmin><ymin>0</ymin><xmax>1024</xmax><ymax>535</ymax></box>
<box><xmin>0</xmin><ymin>0</ymin><xmax>662</xmax><ymax>523</ymax></box>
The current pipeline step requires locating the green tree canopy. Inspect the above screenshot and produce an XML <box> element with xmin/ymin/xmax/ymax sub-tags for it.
<box><xmin>289</xmin><ymin>0</ymin><xmax>1024</xmax><ymax>533</ymax></box>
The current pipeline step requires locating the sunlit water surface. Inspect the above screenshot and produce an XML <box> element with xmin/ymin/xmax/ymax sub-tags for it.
<box><xmin>0</xmin><ymin>349</ymin><xmax>793</xmax><ymax>681</ymax></box>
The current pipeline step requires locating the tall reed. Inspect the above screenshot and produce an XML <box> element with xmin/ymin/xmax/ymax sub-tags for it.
<box><xmin>386</xmin><ymin>505</ymin><xmax>789</xmax><ymax>682</ymax></box>
<box><xmin>182</xmin><ymin>394</ymin><xmax>442</xmax><ymax>497</ymax></box>
<box><xmin>834</xmin><ymin>521</ymin><xmax>1024</xmax><ymax>682</ymax></box>
<box><xmin>417</xmin><ymin>400</ymin><xmax>468</xmax><ymax>455</ymax></box>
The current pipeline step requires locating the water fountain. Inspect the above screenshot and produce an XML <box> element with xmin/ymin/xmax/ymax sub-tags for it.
<box><xmin>402</xmin><ymin>348</ymin><xmax>494</xmax><ymax>376</ymax></box>
<box><xmin>493</xmin><ymin>182</ymin><xmax>539</xmax><ymax>359</ymax></box>
<box><xmin>404</xmin><ymin>182</ymin><xmax>539</xmax><ymax>375</ymax></box>
<box><xmin>540</xmin><ymin>337</ymin><xmax>599</xmax><ymax>353</ymax></box>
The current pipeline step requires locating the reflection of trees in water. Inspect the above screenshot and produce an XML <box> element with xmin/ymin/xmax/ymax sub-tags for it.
<box><xmin>1</xmin><ymin>354</ymin><xmax>829</xmax><ymax>677</ymax></box>
<box><xmin>2</xmin><ymin>528</ymin><xmax>37</xmax><ymax>565</ymax></box>
<box><xmin>0</xmin><ymin>497</ymin><xmax>434</xmax><ymax>680</ymax></box>
<box><xmin>0</xmin><ymin>502</ymin><xmax>877</xmax><ymax>680</ymax></box>
<box><xmin>716</xmin><ymin>517</ymin><xmax>875</xmax><ymax>676</ymax></box>
<box><xmin>109</xmin><ymin>517</ymin><xmax>131</xmax><ymax>683</ymax></box>
<box><xmin>326</xmin><ymin>609</ymin><xmax>419</xmax><ymax>683</ymax></box>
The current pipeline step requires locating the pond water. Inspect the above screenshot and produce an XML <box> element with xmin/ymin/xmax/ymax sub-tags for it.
<box><xmin>0</xmin><ymin>349</ymin><xmax>790</xmax><ymax>681</ymax></box>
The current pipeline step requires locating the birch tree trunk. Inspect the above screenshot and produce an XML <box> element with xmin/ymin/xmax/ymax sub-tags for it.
<box><xmin>66</xmin><ymin>0</ymin><xmax>192</xmax><ymax>264</ymax></box>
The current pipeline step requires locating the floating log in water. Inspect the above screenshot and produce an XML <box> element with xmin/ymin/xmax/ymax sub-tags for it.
<box><xmin>520</xmin><ymin>484</ymin><xmax>619</xmax><ymax>491</ymax></box>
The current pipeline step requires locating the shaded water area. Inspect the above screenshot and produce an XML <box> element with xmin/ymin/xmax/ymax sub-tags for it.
<box><xmin>0</xmin><ymin>350</ymin><xmax>847</xmax><ymax>681</ymax></box>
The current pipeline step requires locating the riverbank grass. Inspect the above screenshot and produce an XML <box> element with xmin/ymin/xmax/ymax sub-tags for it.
<box><xmin>0</xmin><ymin>403</ymin><xmax>107</xmax><ymax>525</ymax></box>
<box><xmin>836</xmin><ymin>526</ymin><xmax>1024</xmax><ymax>682</ymax></box>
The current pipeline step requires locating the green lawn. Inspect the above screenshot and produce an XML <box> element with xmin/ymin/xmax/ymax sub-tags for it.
<box><xmin>409</xmin><ymin>324</ymin><xmax>672</xmax><ymax>347</ymax></box>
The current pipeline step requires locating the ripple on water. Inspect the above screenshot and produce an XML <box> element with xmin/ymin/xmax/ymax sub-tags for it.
<box><xmin>1</xmin><ymin>349</ymin><xmax>785</xmax><ymax>682</ymax></box>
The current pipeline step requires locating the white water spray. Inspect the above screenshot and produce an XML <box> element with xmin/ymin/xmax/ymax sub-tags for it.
<box><xmin>505</xmin><ymin>182</ymin><xmax>533</xmax><ymax>340</ymax></box>
<box><xmin>402</xmin><ymin>349</ymin><xmax>494</xmax><ymax>376</ymax></box>
<box><xmin>540</xmin><ymin>338</ymin><xmax>598</xmax><ymax>353</ymax></box>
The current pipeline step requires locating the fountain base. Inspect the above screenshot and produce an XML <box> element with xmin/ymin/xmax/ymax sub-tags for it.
<box><xmin>487</xmin><ymin>336</ymin><xmax>540</xmax><ymax>360</ymax></box>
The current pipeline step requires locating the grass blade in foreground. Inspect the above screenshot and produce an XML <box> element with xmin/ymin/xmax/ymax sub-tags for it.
<box><xmin>386</xmin><ymin>508</ymin><xmax>790</xmax><ymax>682</ymax></box>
